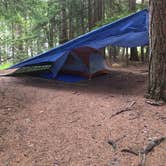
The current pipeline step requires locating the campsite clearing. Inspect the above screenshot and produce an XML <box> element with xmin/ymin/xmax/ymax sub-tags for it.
<box><xmin>0</xmin><ymin>66</ymin><xmax>166</xmax><ymax>166</ymax></box>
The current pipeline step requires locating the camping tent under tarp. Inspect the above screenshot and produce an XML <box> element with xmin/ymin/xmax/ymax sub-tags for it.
<box><xmin>39</xmin><ymin>47</ymin><xmax>110</xmax><ymax>80</ymax></box>
<box><xmin>7</xmin><ymin>9</ymin><xmax>148</xmax><ymax>82</ymax></box>
<box><xmin>59</xmin><ymin>47</ymin><xmax>110</xmax><ymax>78</ymax></box>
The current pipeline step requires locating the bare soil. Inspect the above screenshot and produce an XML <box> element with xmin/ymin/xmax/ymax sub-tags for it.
<box><xmin>0</xmin><ymin>66</ymin><xmax>166</xmax><ymax>166</ymax></box>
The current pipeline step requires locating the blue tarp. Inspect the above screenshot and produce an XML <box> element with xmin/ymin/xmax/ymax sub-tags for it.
<box><xmin>10</xmin><ymin>9</ymin><xmax>149</xmax><ymax>69</ymax></box>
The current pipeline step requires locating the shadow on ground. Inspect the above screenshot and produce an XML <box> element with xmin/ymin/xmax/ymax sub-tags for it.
<box><xmin>6</xmin><ymin>69</ymin><xmax>147</xmax><ymax>96</ymax></box>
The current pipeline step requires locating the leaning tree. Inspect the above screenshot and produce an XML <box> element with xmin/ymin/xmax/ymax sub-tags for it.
<box><xmin>148</xmin><ymin>0</ymin><xmax>166</xmax><ymax>101</ymax></box>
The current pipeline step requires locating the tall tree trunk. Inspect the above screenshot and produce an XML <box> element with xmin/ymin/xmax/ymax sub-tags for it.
<box><xmin>11</xmin><ymin>22</ymin><xmax>15</xmax><ymax>61</ymax></box>
<box><xmin>141</xmin><ymin>46</ymin><xmax>144</xmax><ymax>62</ymax></box>
<box><xmin>68</xmin><ymin>1</ymin><xmax>74</xmax><ymax>40</ymax></box>
<box><xmin>148</xmin><ymin>0</ymin><xmax>166</xmax><ymax>101</ymax></box>
<box><xmin>130</xmin><ymin>47</ymin><xmax>139</xmax><ymax>61</ymax></box>
<box><xmin>142</xmin><ymin>0</ymin><xmax>145</xmax><ymax>5</ymax></box>
<box><xmin>88</xmin><ymin>0</ymin><xmax>93</xmax><ymax>30</ymax></box>
<box><xmin>59</xmin><ymin>0</ymin><xmax>68</xmax><ymax>44</ymax></box>
<box><xmin>80</xmin><ymin>0</ymin><xmax>85</xmax><ymax>34</ymax></box>
<box><xmin>129</xmin><ymin>0</ymin><xmax>139</xmax><ymax>61</ymax></box>
<box><xmin>93</xmin><ymin>0</ymin><xmax>98</xmax><ymax>24</ymax></box>
<box><xmin>48</xmin><ymin>17</ymin><xmax>55</xmax><ymax>48</ymax></box>
<box><xmin>110</xmin><ymin>46</ymin><xmax>118</xmax><ymax>62</ymax></box>
<box><xmin>0</xmin><ymin>47</ymin><xmax>1</xmax><ymax>64</ymax></box>
<box><xmin>98</xmin><ymin>0</ymin><xmax>104</xmax><ymax>21</ymax></box>
<box><xmin>129</xmin><ymin>0</ymin><xmax>136</xmax><ymax>12</ymax></box>
<box><xmin>126</xmin><ymin>47</ymin><xmax>129</xmax><ymax>66</ymax></box>
<box><xmin>15</xmin><ymin>24</ymin><xmax>23</xmax><ymax>62</ymax></box>
<box><xmin>145</xmin><ymin>46</ymin><xmax>149</xmax><ymax>62</ymax></box>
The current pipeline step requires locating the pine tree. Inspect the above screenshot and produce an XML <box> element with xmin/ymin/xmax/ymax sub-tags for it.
<box><xmin>148</xmin><ymin>0</ymin><xmax>166</xmax><ymax>101</ymax></box>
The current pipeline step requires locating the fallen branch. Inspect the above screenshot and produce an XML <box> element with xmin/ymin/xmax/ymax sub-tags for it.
<box><xmin>110</xmin><ymin>101</ymin><xmax>136</xmax><ymax>118</ymax></box>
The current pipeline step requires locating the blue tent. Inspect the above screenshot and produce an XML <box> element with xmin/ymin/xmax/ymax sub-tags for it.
<box><xmin>9</xmin><ymin>9</ymin><xmax>149</xmax><ymax>82</ymax></box>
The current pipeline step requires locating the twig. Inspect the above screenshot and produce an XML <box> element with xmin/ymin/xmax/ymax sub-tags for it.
<box><xmin>121</xmin><ymin>148</ymin><xmax>139</xmax><ymax>156</ymax></box>
<box><xmin>110</xmin><ymin>101</ymin><xmax>136</xmax><ymax>118</ymax></box>
<box><xmin>108</xmin><ymin>135</ymin><xmax>126</xmax><ymax>150</ymax></box>
<box><xmin>69</xmin><ymin>117</ymin><xmax>80</xmax><ymax>123</ymax></box>
<box><xmin>128</xmin><ymin>101</ymin><xmax>136</xmax><ymax>107</ymax></box>
<box><xmin>110</xmin><ymin>108</ymin><xmax>131</xmax><ymax>118</ymax></box>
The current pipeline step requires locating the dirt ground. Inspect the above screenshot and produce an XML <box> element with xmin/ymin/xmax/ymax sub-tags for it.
<box><xmin>0</xmin><ymin>66</ymin><xmax>166</xmax><ymax>166</ymax></box>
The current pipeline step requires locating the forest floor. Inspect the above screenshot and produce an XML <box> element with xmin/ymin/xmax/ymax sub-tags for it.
<box><xmin>0</xmin><ymin>65</ymin><xmax>166</xmax><ymax>166</ymax></box>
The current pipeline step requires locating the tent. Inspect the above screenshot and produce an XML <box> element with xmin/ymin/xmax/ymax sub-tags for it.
<box><xmin>35</xmin><ymin>46</ymin><xmax>110</xmax><ymax>82</ymax></box>
<box><xmin>57</xmin><ymin>47</ymin><xmax>110</xmax><ymax>78</ymax></box>
<box><xmin>8</xmin><ymin>9</ymin><xmax>149</xmax><ymax>82</ymax></box>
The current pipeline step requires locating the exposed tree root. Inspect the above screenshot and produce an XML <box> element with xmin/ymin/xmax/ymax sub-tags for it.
<box><xmin>145</xmin><ymin>100</ymin><xmax>165</xmax><ymax>106</ymax></box>
<box><xmin>121</xmin><ymin>137</ymin><xmax>166</xmax><ymax>166</ymax></box>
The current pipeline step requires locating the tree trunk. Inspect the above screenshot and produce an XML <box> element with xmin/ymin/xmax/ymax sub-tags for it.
<box><xmin>11</xmin><ymin>22</ymin><xmax>15</xmax><ymax>61</ymax></box>
<box><xmin>145</xmin><ymin>46</ymin><xmax>149</xmax><ymax>62</ymax></box>
<box><xmin>98</xmin><ymin>0</ymin><xmax>104</xmax><ymax>21</ymax></box>
<box><xmin>93</xmin><ymin>0</ymin><xmax>98</xmax><ymax>24</ymax></box>
<box><xmin>48</xmin><ymin>17</ymin><xmax>55</xmax><ymax>48</ymax></box>
<box><xmin>111</xmin><ymin>46</ymin><xmax>118</xmax><ymax>62</ymax></box>
<box><xmin>128</xmin><ymin>0</ymin><xmax>139</xmax><ymax>61</ymax></box>
<box><xmin>59</xmin><ymin>0</ymin><xmax>68</xmax><ymax>44</ymax></box>
<box><xmin>88</xmin><ymin>0</ymin><xmax>93</xmax><ymax>30</ymax></box>
<box><xmin>126</xmin><ymin>47</ymin><xmax>129</xmax><ymax>66</ymax></box>
<box><xmin>129</xmin><ymin>0</ymin><xmax>136</xmax><ymax>12</ymax></box>
<box><xmin>130</xmin><ymin>47</ymin><xmax>139</xmax><ymax>61</ymax></box>
<box><xmin>121</xmin><ymin>47</ymin><xmax>125</xmax><ymax>61</ymax></box>
<box><xmin>141</xmin><ymin>46</ymin><xmax>144</xmax><ymax>62</ymax></box>
<box><xmin>0</xmin><ymin>47</ymin><xmax>1</xmax><ymax>64</ymax></box>
<box><xmin>148</xmin><ymin>0</ymin><xmax>166</xmax><ymax>101</ymax></box>
<box><xmin>68</xmin><ymin>2</ymin><xmax>74</xmax><ymax>40</ymax></box>
<box><xmin>80</xmin><ymin>0</ymin><xmax>85</xmax><ymax>34</ymax></box>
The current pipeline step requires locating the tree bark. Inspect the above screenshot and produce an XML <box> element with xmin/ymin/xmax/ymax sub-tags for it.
<box><xmin>148</xmin><ymin>0</ymin><xmax>166</xmax><ymax>101</ymax></box>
